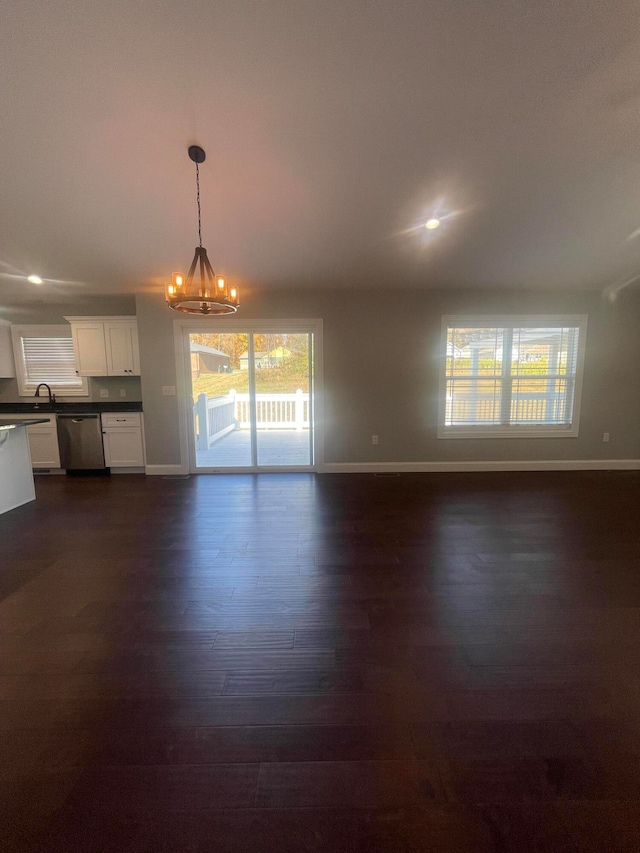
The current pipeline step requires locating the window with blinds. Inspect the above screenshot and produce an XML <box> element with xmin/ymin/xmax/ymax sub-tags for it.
<box><xmin>438</xmin><ymin>316</ymin><xmax>587</xmax><ymax>438</ymax></box>
<box><xmin>11</xmin><ymin>326</ymin><xmax>88</xmax><ymax>396</ymax></box>
<box><xmin>20</xmin><ymin>337</ymin><xmax>81</xmax><ymax>387</ymax></box>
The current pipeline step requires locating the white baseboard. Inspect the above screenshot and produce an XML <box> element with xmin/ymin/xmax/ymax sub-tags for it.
<box><xmin>145</xmin><ymin>464</ymin><xmax>189</xmax><ymax>476</ymax></box>
<box><xmin>110</xmin><ymin>467</ymin><xmax>145</xmax><ymax>474</ymax></box>
<box><xmin>145</xmin><ymin>460</ymin><xmax>640</xmax><ymax>476</ymax></box>
<box><xmin>321</xmin><ymin>459</ymin><xmax>640</xmax><ymax>473</ymax></box>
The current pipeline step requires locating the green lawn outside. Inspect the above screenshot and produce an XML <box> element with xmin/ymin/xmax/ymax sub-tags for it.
<box><xmin>192</xmin><ymin>365</ymin><xmax>309</xmax><ymax>402</ymax></box>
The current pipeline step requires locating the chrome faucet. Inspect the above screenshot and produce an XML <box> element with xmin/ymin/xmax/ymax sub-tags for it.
<box><xmin>34</xmin><ymin>383</ymin><xmax>56</xmax><ymax>405</ymax></box>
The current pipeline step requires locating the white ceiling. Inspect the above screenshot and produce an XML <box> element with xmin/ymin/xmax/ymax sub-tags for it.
<box><xmin>2</xmin><ymin>0</ymin><xmax>640</xmax><ymax>304</ymax></box>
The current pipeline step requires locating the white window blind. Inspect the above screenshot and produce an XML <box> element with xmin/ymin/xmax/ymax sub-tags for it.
<box><xmin>20</xmin><ymin>337</ymin><xmax>83</xmax><ymax>387</ymax></box>
<box><xmin>439</xmin><ymin>316</ymin><xmax>587</xmax><ymax>438</ymax></box>
<box><xmin>11</xmin><ymin>325</ymin><xmax>89</xmax><ymax>396</ymax></box>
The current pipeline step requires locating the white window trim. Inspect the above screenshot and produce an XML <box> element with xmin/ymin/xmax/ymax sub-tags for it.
<box><xmin>437</xmin><ymin>314</ymin><xmax>588</xmax><ymax>439</ymax></box>
<box><xmin>11</xmin><ymin>325</ymin><xmax>89</xmax><ymax>397</ymax></box>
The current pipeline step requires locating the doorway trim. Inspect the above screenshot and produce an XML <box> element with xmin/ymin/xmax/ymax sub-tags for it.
<box><xmin>173</xmin><ymin>318</ymin><xmax>323</xmax><ymax>473</ymax></box>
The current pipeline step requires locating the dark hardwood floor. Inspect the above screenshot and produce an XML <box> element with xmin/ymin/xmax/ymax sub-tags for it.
<box><xmin>1</xmin><ymin>470</ymin><xmax>640</xmax><ymax>851</ymax></box>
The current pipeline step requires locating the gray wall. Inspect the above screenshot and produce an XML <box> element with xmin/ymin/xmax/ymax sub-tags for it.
<box><xmin>0</xmin><ymin>297</ymin><xmax>142</xmax><ymax>404</ymax></box>
<box><xmin>0</xmin><ymin>375</ymin><xmax>142</xmax><ymax>405</ymax></box>
<box><xmin>136</xmin><ymin>288</ymin><xmax>640</xmax><ymax>467</ymax></box>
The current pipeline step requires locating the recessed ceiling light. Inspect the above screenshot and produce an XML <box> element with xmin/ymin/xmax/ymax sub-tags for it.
<box><xmin>425</xmin><ymin>219</ymin><xmax>440</xmax><ymax>230</ymax></box>
<box><xmin>27</xmin><ymin>275</ymin><xmax>43</xmax><ymax>284</ymax></box>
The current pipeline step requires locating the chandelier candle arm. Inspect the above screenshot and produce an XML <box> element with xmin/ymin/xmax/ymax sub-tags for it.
<box><xmin>165</xmin><ymin>146</ymin><xmax>239</xmax><ymax>315</ymax></box>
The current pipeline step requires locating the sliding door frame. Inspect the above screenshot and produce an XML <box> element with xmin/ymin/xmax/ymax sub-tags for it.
<box><xmin>173</xmin><ymin>318</ymin><xmax>323</xmax><ymax>474</ymax></box>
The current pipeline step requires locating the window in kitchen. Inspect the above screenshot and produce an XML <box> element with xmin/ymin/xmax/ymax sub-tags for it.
<box><xmin>11</xmin><ymin>325</ymin><xmax>88</xmax><ymax>396</ymax></box>
<box><xmin>438</xmin><ymin>316</ymin><xmax>587</xmax><ymax>438</ymax></box>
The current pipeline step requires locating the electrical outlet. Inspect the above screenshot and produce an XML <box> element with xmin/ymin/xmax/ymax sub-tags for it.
<box><xmin>120</xmin><ymin>389</ymin><xmax>126</xmax><ymax>398</ymax></box>
<box><xmin>372</xmin><ymin>435</ymin><xmax>379</xmax><ymax>445</ymax></box>
<box><xmin>99</xmin><ymin>389</ymin><xmax>109</xmax><ymax>398</ymax></box>
<box><xmin>162</xmin><ymin>385</ymin><xmax>176</xmax><ymax>396</ymax></box>
<box><xmin>603</xmin><ymin>432</ymin><xmax>610</xmax><ymax>442</ymax></box>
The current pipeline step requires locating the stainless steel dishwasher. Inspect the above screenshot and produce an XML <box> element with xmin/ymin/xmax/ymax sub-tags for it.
<box><xmin>57</xmin><ymin>413</ymin><xmax>106</xmax><ymax>471</ymax></box>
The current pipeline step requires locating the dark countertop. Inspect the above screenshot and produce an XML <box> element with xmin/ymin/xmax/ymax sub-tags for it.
<box><xmin>0</xmin><ymin>418</ymin><xmax>50</xmax><ymax>431</ymax></box>
<box><xmin>0</xmin><ymin>402</ymin><xmax>143</xmax><ymax>414</ymax></box>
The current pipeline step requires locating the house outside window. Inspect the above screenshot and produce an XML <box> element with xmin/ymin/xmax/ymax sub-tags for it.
<box><xmin>438</xmin><ymin>315</ymin><xmax>587</xmax><ymax>438</ymax></box>
<box><xmin>11</xmin><ymin>325</ymin><xmax>88</xmax><ymax>397</ymax></box>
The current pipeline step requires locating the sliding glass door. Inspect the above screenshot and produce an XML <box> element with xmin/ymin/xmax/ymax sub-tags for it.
<box><xmin>254</xmin><ymin>332</ymin><xmax>312</xmax><ymax>467</ymax></box>
<box><xmin>189</xmin><ymin>329</ymin><xmax>315</xmax><ymax>471</ymax></box>
<box><xmin>191</xmin><ymin>332</ymin><xmax>252</xmax><ymax>468</ymax></box>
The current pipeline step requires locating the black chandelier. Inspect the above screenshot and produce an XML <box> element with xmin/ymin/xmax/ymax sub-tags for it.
<box><xmin>165</xmin><ymin>145</ymin><xmax>239</xmax><ymax>315</ymax></box>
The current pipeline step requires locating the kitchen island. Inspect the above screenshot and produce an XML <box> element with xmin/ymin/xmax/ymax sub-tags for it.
<box><xmin>0</xmin><ymin>419</ymin><xmax>48</xmax><ymax>515</ymax></box>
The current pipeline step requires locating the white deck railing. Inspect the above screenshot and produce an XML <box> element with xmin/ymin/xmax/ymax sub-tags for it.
<box><xmin>194</xmin><ymin>390</ymin><xmax>309</xmax><ymax>450</ymax></box>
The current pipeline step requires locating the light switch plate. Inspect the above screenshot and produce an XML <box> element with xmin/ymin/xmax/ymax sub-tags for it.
<box><xmin>162</xmin><ymin>385</ymin><xmax>176</xmax><ymax>396</ymax></box>
<box><xmin>99</xmin><ymin>389</ymin><xmax>109</xmax><ymax>398</ymax></box>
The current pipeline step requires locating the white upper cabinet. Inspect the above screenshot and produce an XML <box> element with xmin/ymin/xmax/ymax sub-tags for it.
<box><xmin>104</xmin><ymin>322</ymin><xmax>139</xmax><ymax>376</ymax></box>
<box><xmin>130</xmin><ymin>324</ymin><xmax>141</xmax><ymax>375</ymax></box>
<box><xmin>71</xmin><ymin>322</ymin><xmax>108</xmax><ymax>376</ymax></box>
<box><xmin>65</xmin><ymin>317</ymin><xmax>140</xmax><ymax>377</ymax></box>
<box><xmin>0</xmin><ymin>322</ymin><xmax>16</xmax><ymax>377</ymax></box>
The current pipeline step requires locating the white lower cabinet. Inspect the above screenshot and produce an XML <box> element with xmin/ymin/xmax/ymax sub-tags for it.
<box><xmin>4</xmin><ymin>415</ymin><xmax>60</xmax><ymax>468</ymax></box>
<box><xmin>101</xmin><ymin>412</ymin><xmax>144</xmax><ymax>468</ymax></box>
